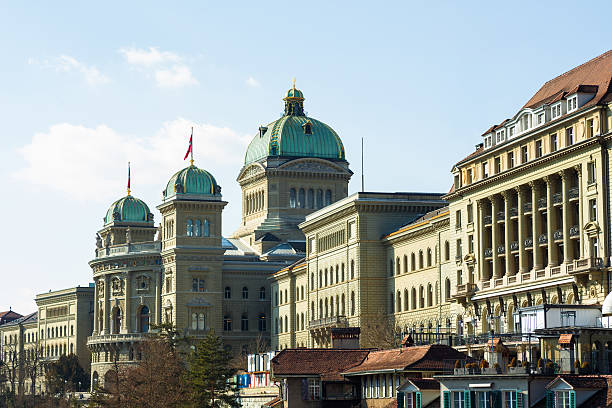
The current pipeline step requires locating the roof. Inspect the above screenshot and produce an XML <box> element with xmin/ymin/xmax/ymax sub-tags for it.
<box><xmin>522</xmin><ymin>50</ymin><xmax>612</xmax><ymax>110</ymax></box>
<box><xmin>262</xmin><ymin>396</ymin><xmax>283</xmax><ymax>408</ymax></box>
<box><xmin>402</xmin><ymin>378</ymin><xmax>440</xmax><ymax>391</ymax></box>
<box><xmin>383</xmin><ymin>207</ymin><xmax>449</xmax><ymax>239</ymax></box>
<box><xmin>559</xmin><ymin>334</ymin><xmax>574</xmax><ymax>345</ymax></box>
<box><xmin>0</xmin><ymin>311</ymin><xmax>22</xmax><ymax>325</ymax></box>
<box><xmin>343</xmin><ymin>344</ymin><xmax>469</xmax><ymax>374</ymax></box>
<box><xmin>104</xmin><ymin>194</ymin><xmax>153</xmax><ymax>226</ymax></box>
<box><xmin>163</xmin><ymin>165</ymin><xmax>221</xmax><ymax>201</ymax></box>
<box><xmin>271</xmin><ymin>348</ymin><xmax>369</xmax><ymax>379</ymax></box>
<box><xmin>1</xmin><ymin>312</ymin><xmax>37</xmax><ymax>328</ymax></box>
<box><xmin>547</xmin><ymin>375</ymin><xmax>609</xmax><ymax>390</ymax></box>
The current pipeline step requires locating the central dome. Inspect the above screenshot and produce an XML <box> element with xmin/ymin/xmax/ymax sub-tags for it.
<box><xmin>244</xmin><ymin>86</ymin><xmax>346</xmax><ymax>165</ymax></box>
<box><xmin>163</xmin><ymin>165</ymin><xmax>221</xmax><ymax>200</ymax></box>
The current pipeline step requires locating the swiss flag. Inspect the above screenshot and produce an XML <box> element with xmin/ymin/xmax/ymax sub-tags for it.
<box><xmin>184</xmin><ymin>131</ymin><xmax>193</xmax><ymax>160</ymax></box>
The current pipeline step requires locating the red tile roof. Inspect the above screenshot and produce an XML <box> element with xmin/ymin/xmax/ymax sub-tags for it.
<box><xmin>0</xmin><ymin>311</ymin><xmax>22</xmax><ymax>324</ymax></box>
<box><xmin>271</xmin><ymin>348</ymin><xmax>369</xmax><ymax>379</ymax></box>
<box><xmin>523</xmin><ymin>50</ymin><xmax>612</xmax><ymax>110</ymax></box>
<box><xmin>343</xmin><ymin>344</ymin><xmax>469</xmax><ymax>374</ymax></box>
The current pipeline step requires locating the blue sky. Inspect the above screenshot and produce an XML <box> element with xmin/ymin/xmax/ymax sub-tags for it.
<box><xmin>1</xmin><ymin>1</ymin><xmax>611</xmax><ymax>313</ymax></box>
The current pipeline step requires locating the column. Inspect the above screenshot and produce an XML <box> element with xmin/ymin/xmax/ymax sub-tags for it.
<box><xmin>561</xmin><ymin>170</ymin><xmax>571</xmax><ymax>264</ymax></box>
<box><xmin>104</xmin><ymin>275</ymin><xmax>110</xmax><ymax>334</ymax></box>
<box><xmin>531</xmin><ymin>181</ymin><xmax>543</xmax><ymax>270</ymax></box>
<box><xmin>93</xmin><ymin>279</ymin><xmax>99</xmax><ymax>335</ymax></box>
<box><xmin>124</xmin><ymin>272</ymin><xmax>130</xmax><ymax>333</ymax></box>
<box><xmin>575</xmin><ymin>164</ymin><xmax>584</xmax><ymax>259</ymax></box>
<box><xmin>516</xmin><ymin>186</ymin><xmax>528</xmax><ymax>274</ymax></box>
<box><xmin>545</xmin><ymin>176</ymin><xmax>558</xmax><ymax>267</ymax></box>
<box><xmin>491</xmin><ymin>196</ymin><xmax>500</xmax><ymax>279</ymax></box>
<box><xmin>502</xmin><ymin>191</ymin><xmax>512</xmax><ymax>277</ymax></box>
<box><xmin>477</xmin><ymin>200</ymin><xmax>486</xmax><ymax>282</ymax></box>
<box><xmin>155</xmin><ymin>271</ymin><xmax>161</xmax><ymax>325</ymax></box>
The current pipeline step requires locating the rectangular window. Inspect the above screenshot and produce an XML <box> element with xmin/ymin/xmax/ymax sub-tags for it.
<box><xmin>468</xmin><ymin>235</ymin><xmax>474</xmax><ymax>253</ymax></box>
<box><xmin>467</xmin><ymin>169</ymin><xmax>473</xmax><ymax>184</ymax></box>
<box><xmin>192</xmin><ymin>279</ymin><xmax>198</xmax><ymax>292</ymax></box>
<box><xmin>482</xmin><ymin>162</ymin><xmax>489</xmax><ymax>178</ymax></box>
<box><xmin>495</xmin><ymin>157</ymin><xmax>501</xmax><ymax>174</ymax></box>
<box><xmin>552</xmin><ymin>104</ymin><xmax>562</xmax><ymax>119</ymax></box>
<box><xmin>456</xmin><ymin>210</ymin><xmax>462</xmax><ymax>229</ymax></box>
<box><xmin>567</xmin><ymin>96</ymin><xmax>577</xmax><ymax>112</ymax></box>
<box><xmin>457</xmin><ymin>239</ymin><xmax>462</xmax><ymax>257</ymax></box>
<box><xmin>467</xmin><ymin>204</ymin><xmax>473</xmax><ymax>224</ymax></box>
<box><xmin>504</xmin><ymin>391</ymin><xmax>517</xmax><ymax>408</ymax></box>
<box><xmin>589</xmin><ymin>199</ymin><xmax>597</xmax><ymax>221</ymax></box>
<box><xmin>587</xmin><ymin>161</ymin><xmax>596</xmax><ymax>184</ymax></box>
<box><xmin>477</xmin><ymin>392</ymin><xmax>491</xmax><ymax>408</ymax></box>
<box><xmin>381</xmin><ymin>375</ymin><xmax>386</xmax><ymax>398</ymax></box>
<box><xmin>566</xmin><ymin>127</ymin><xmax>574</xmax><ymax>146</ymax></box>
<box><xmin>455</xmin><ymin>174</ymin><xmax>461</xmax><ymax>189</ymax></box>
<box><xmin>509</xmin><ymin>126</ymin><xmax>515</xmax><ymax>137</ymax></box>
<box><xmin>556</xmin><ymin>391</ymin><xmax>571</xmax><ymax>408</ymax></box>
<box><xmin>406</xmin><ymin>392</ymin><xmax>414</xmax><ymax>408</ymax></box>
<box><xmin>537</xmin><ymin>113</ymin><xmax>544</xmax><ymax>125</ymax></box>
<box><xmin>588</xmin><ymin>119</ymin><xmax>594</xmax><ymax>137</ymax></box>
<box><xmin>551</xmin><ymin>134</ymin><xmax>558</xmax><ymax>152</ymax></box>
<box><xmin>535</xmin><ymin>140</ymin><xmax>543</xmax><ymax>158</ymax></box>
<box><xmin>507</xmin><ymin>151</ymin><xmax>515</xmax><ymax>169</ymax></box>
<box><xmin>376</xmin><ymin>376</ymin><xmax>380</xmax><ymax>398</ymax></box>
<box><xmin>521</xmin><ymin>146</ymin><xmax>528</xmax><ymax>163</ymax></box>
<box><xmin>308</xmin><ymin>379</ymin><xmax>321</xmax><ymax>400</ymax></box>
<box><xmin>453</xmin><ymin>391</ymin><xmax>465</xmax><ymax>408</ymax></box>
<box><xmin>561</xmin><ymin>311</ymin><xmax>576</xmax><ymax>326</ymax></box>
<box><xmin>457</xmin><ymin>270</ymin><xmax>463</xmax><ymax>285</ymax></box>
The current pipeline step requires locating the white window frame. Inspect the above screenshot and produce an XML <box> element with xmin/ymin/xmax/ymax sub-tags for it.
<box><xmin>504</xmin><ymin>390</ymin><xmax>517</xmax><ymax>408</ymax></box>
<box><xmin>453</xmin><ymin>391</ymin><xmax>466</xmax><ymax>408</ymax></box>
<box><xmin>477</xmin><ymin>391</ymin><xmax>491</xmax><ymax>408</ymax></box>
<box><xmin>308</xmin><ymin>378</ymin><xmax>320</xmax><ymax>400</ymax></box>
<box><xmin>537</xmin><ymin>112</ymin><xmax>545</xmax><ymax>125</ymax></box>
<box><xmin>406</xmin><ymin>392</ymin><xmax>414</xmax><ymax>408</ymax></box>
<box><xmin>556</xmin><ymin>390</ymin><xmax>571</xmax><ymax>408</ymax></box>
<box><xmin>551</xmin><ymin>103</ymin><xmax>562</xmax><ymax>119</ymax></box>
<box><xmin>567</xmin><ymin>96</ymin><xmax>577</xmax><ymax>112</ymax></box>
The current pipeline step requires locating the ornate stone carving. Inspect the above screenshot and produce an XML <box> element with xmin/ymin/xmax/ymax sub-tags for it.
<box><xmin>96</xmin><ymin>234</ymin><xmax>102</xmax><ymax>249</ymax></box>
<box><xmin>282</xmin><ymin>161</ymin><xmax>341</xmax><ymax>173</ymax></box>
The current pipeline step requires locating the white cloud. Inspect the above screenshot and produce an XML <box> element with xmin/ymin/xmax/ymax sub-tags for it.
<box><xmin>118</xmin><ymin>46</ymin><xmax>198</xmax><ymax>88</ymax></box>
<box><xmin>246</xmin><ymin>76</ymin><xmax>260</xmax><ymax>87</ymax></box>
<box><xmin>15</xmin><ymin>119</ymin><xmax>251</xmax><ymax>201</ymax></box>
<box><xmin>29</xmin><ymin>55</ymin><xmax>110</xmax><ymax>85</ymax></box>
<box><xmin>155</xmin><ymin>65</ymin><xmax>199</xmax><ymax>88</ymax></box>
<box><xmin>119</xmin><ymin>46</ymin><xmax>180</xmax><ymax>66</ymax></box>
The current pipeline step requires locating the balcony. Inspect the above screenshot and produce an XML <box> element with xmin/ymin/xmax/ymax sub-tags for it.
<box><xmin>538</xmin><ymin>197</ymin><xmax>547</xmax><ymax>209</ymax></box>
<box><xmin>537</xmin><ymin>234</ymin><xmax>548</xmax><ymax>245</ymax></box>
<box><xmin>569</xmin><ymin>257</ymin><xmax>604</xmax><ymax>276</ymax></box>
<box><xmin>553</xmin><ymin>230</ymin><xmax>563</xmax><ymax>241</ymax></box>
<box><xmin>453</xmin><ymin>283</ymin><xmax>477</xmax><ymax>301</ymax></box>
<box><xmin>308</xmin><ymin>315</ymin><xmax>348</xmax><ymax>331</ymax></box>
<box><xmin>524</xmin><ymin>202</ymin><xmax>532</xmax><ymax>213</ymax></box>
<box><xmin>484</xmin><ymin>248</ymin><xmax>493</xmax><ymax>258</ymax></box>
<box><xmin>524</xmin><ymin>237</ymin><xmax>533</xmax><ymax>248</ymax></box>
<box><xmin>87</xmin><ymin>333</ymin><xmax>145</xmax><ymax>345</ymax></box>
<box><xmin>483</xmin><ymin>215</ymin><xmax>492</xmax><ymax>225</ymax></box>
<box><xmin>569</xmin><ymin>225</ymin><xmax>580</xmax><ymax>237</ymax></box>
<box><xmin>569</xmin><ymin>187</ymin><xmax>579</xmax><ymax>200</ymax></box>
<box><xmin>509</xmin><ymin>241</ymin><xmax>519</xmax><ymax>251</ymax></box>
<box><xmin>553</xmin><ymin>193</ymin><xmax>562</xmax><ymax>205</ymax></box>
<box><xmin>95</xmin><ymin>241</ymin><xmax>161</xmax><ymax>259</ymax></box>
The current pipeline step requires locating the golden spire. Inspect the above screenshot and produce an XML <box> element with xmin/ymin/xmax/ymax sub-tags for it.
<box><xmin>292</xmin><ymin>77</ymin><xmax>296</xmax><ymax>89</ymax></box>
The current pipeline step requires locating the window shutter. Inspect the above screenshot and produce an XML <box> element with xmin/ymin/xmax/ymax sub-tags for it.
<box><xmin>546</xmin><ymin>390</ymin><xmax>555</xmax><ymax>408</ymax></box>
<box><xmin>416</xmin><ymin>392</ymin><xmax>422</xmax><ymax>408</ymax></box>
<box><xmin>301</xmin><ymin>379</ymin><xmax>308</xmax><ymax>400</ymax></box>
<box><xmin>492</xmin><ymin>390</ymin><xmax>502</xmax><ymax>408</ymax></box>
<box><xmin>397</xmin><ymin>392</ymin><xmax>405</xmax><ymax>408</ymax></box>
<box><xmin>443</xmin><ymin>391</ymin><xmax>451</xmax><ymax>408</ymax></box>
<box><xmin>516</xmin><ymin>390</ymin><xmax>523</xmax><ymax>408</ymax></box>
<box><xmin>570</xmin><ymin>391</ymin><xmax>575</xmax><ymax>408</ymax></box>
<box><xmin>465</xmin><ymin>390</ymin><xmax>472</xmax><ymax>408</ymax></box>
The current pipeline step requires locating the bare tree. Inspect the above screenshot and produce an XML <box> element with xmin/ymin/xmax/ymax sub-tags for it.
<box><xmin>231</xmin><ymin>332</ymin><xmax>269</xmax><ymax>370</ymax></box>
<box><xmin>361</xmin><ymin>317</ymin><xmax>403</xmax><ymax>350</ymax></box>
<box><xmin>23</xmin><ymin>341</ymin><xmax>43</xmax><ymax>396</ymax></box>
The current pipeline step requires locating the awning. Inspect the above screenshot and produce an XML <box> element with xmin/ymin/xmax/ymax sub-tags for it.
<box><xmin>558</xmin><ymin>334</ymin><xmax>573</xmax><ymax>345</ymax></box>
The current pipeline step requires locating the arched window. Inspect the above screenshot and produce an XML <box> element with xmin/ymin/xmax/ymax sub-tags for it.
<box><xmin>350</xmin><ymin>291</ymin><xmax>355</xmax><ymax>316</ymax></box>
<box><xmin>427</xmin><ymin>248</ymin><xmax>432</xmax><ymax>267</ymax></box>
<box><xmin>284</xmin><ymin>316</ymin><xmax>288</xmax><ymax>333</ymax></box>
<box><xmin>325</xmin><ymin>298</ymin><xmax>329</xmax><ymax>317</ymax></box>
<box><xmin>319</xmin><ymin>299</ymin><xmax>323</xmax><ymax>318</ymax></box>
<box><xmin>319</xmin><ymin>270</ymin><xmax>322</xmax><ymax>287</ymax></box>
<box><xmin>411</xmin><ymin>253</ymin><xmax>416</xmax><ymax>271</ymax></box>
<box><xmin>259</xmin><ymin>287</ymin><xmax>266</xmax><ymax>300</ymax></box>
<box><xmin>419</xmin><ymin>286</ymin><xmax>424</xmax><ymax>308</ymax></box>
<box><xmin>427</xmin><ymin>284</ymin><xmax>433</xmax><ymax>307</ymax></box>
<box><xmin>396</xmin><ymin>257</ymin><xmax>401</xmax><ymax>275</ymax></box>
<box><xmin>341</xmin><ymin>263</ymin><xmax>345</xmax><ymax>281</ymax></box>
<box><xmin>242</xmin><ymin>286</ymin><xmax>249</xmax><ymax>299</ymax></box>
<box><xmin>301</xmin><ymin>313</ymin><xmax>305</xmax><ymax>331</ymax></box>
<box><xmin>341</xmin><ymin>294</ymin><xmax>346</xmax><ymax>315</ymax></box>
<box><xmin>316</xmin><ymin>189</ymin><xmax>323</xmax><ymax>209</ymax></box>
<box><xmin>92</xmin><ymin>372</ymin><xmax>99</xmax><ymax>390</ymax></box>
<box><xmin>301</xmin><ymin>286</ymin><xmax>304</xmax><ymax>299</ymax></box>
<box><xmin>241</xmin><ymin>314</ymin><xmax>249</xmax><ymax>331</ymax></box>
<box><xmin>389</xmin><ymin>259</ymin><xmax>393</xmax><ymax>277</ymax></box>
<box><xmin>199</xmin><ymin>313</ymin><xmax>206</xmax><ymax>330</ymax></box>
<box><xmin>444</xmin><ymin>241</ymin><xmax>450</xmax><ymax>261</ymax></box>
<box><xmin>445</xmin><ymin>278</ymin><xmax>451</xmax><ymax>301</ymax></box>
<box><xmin>289</xmin><ymin>188</ymin><xmax>297</xmax><ymax>208</ymax></box>
<box><xmin>403</xmin><ymin>255</ymin><xmax>408</xmax><ymax>273</ymax></box>
<box><xmin>99</xmin><ymin>310</ymin><xmax>103</xmax><ymax>333</ymax></box>
<box><xmin>419</xmin><ymin>251</ymin><xmax>424</xmax><ymax>269</ymax></box>
<box><xmin>203</xmin><ymin>219</ymin><xmax>210</xmax><ymax>237</ymax></box>
<box><xmin>186</xmin><ymin>219</ymin><xmax>193</xmax><ymax>237</ymax></box>
<box><xmin>335</xmin><ymin>265</ymin><xmax>339</xmax><ymax>283</ymax></box>
<box><xmin>325</xmin><ymin>190</ymin><xmax>332</xmax><ymax>206</ymax></box>
<box><xmin>195</xmin><ymin>219</ymin><xmax>202</xmax><ymax>237</ymax></box>
<box><xmin>396</xmin><ymin>291</ymin><xmax>402</xmax><ymax>312</ymax></box>
<box><xmin>325</xmin><ymin>268</ymin><xmax>328</xmax><ymax>286</ymax></box>
<box><xmin>258</xmin><ymin>314</ymin><xmax>266</xmax><ymax>332</ymax></box>
<box><xmin>311</xmin><ymin>301</ymin><xmax>315</xmax><ymax>319</ymax></box>
<box><xmin>311</xmin><ymin>273</ymin><xmax>315</xmax><ymax>289</ymax></box>
<box><xmin>191</xmin><ymin>312</ymin><xmax>198</xmax><ymax>330</ymax></box>
<box><xmin>350</xmin><ymin>260</ymin><xmax>355</xmax><ymax>279</ymax></box>
<box><xmin>298</xmin><ymin>188</ymin><xmax>305</xmax><ymax>208</ymax></box>
<box><xmin>225</xmin><ymin>286</ymin><xmax>231</xmax><ymax>299</ymax></box>
<box><xmin>307</xmin><ymin>189</ymin><xmax>314</xmax><ymax>209</ymax></box>
<box><xmin>113</xmin><ymin>308</ymin><xmax>122</xmax><ymax>334</ymax></box>
<box><xmin>139</xmin><ymin>306</ymin><xmax>150</xmax><ymax>333</ymax></box>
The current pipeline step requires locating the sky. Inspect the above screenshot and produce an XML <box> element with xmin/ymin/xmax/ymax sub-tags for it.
<box><xmin>1</xmin><ymin>1</ymin><xmax>611</xmax><ymax>314</ymax></box>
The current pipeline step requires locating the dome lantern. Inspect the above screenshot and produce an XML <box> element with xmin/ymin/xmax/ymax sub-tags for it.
<box><xmin>283</xmin><ymin>78</ymin><xmax>305</xmax><ymax>116</ymax></box>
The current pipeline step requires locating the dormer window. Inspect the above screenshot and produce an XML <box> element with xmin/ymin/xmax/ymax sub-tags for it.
<box><xmin>509</xmin><ymin>126</ymin><xmax>515</xmax><ymax>138</ymax></box>
<box><xmin>537</xmin><ymin>113</ymin><xmax>545</xmax><ymax>125</ymax></box>
<box><xmin>303</xmin><ymin>121</ymin><xmax>313</xmax><ymax>135</ymax></box>
<box><xmin>484</xmin><ymin>135</ymin><xmax>492</xmax><ymax>148</ymax></box>
<box><xmin>496</xmin><ymin>130</ymin><xmax>505</xmax><ymax>143</ymax></box>
<box><xmin>551</xmin><ymin>103</ymin><xmax>562</xmax><ymax>119</ymax></box>
<box><xmin>259</xmin><ymin>126</ymin><xmax>268</xmax><ymax>138</ymax></box>
<box><xmin>567</xmin><ymin>96</ymin><xmax>577</xmax><ymax>112</ymax></box>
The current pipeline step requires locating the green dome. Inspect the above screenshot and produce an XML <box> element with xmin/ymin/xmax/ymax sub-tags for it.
<box><xmin>104</xmin><ymin>195</ymin><xmax>153</xmax><ymax>226</ymax></box>
<box><xmin>163</xmin><ymin>165</ymin><xmax>221</xmax><ymax>200</ymax></box>
<box><xmin>244</xmin><ymin>88</ymin><xmax>346</xmax><ymax>165</ymax></box>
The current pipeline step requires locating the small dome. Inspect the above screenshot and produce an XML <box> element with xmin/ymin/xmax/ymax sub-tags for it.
<box><xmin>603</xmin><ymin>291</ymin><xmax>612</xmax><ymax>316</ymax></box>
<box><xmin>163</xmin><ymin>165</ymin><xmax>221</xmax><ymax>200</ymax></box>
<box><xmin>104</xmin><ymin>195</ymin><xmax>153</xmax><ymax>226</ymax></box>
<box><xmin>284</xmin><ymin>87</ymin><xmax>304</xmax><ymax>100</ymax></box>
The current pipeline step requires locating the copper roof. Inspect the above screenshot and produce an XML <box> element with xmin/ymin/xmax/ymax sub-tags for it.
<box><xmin>343</xmin><ymin>344</ymin><xmax>468</xmax><ymax>374</ymax></box>
<box><xmin>271</xmin><ymin>348</ymin><xmax>369</xmax><ymax>379</ymax></box>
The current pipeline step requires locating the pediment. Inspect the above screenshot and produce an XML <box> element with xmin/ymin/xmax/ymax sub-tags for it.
<box><xmin>237</xmin><ymin>163</ymin><xmax>266</xmax><ymax>182</ymax></box>
<box><xmin>278</xmin><ymin>158</ymin><xmax>348</xmax><ymax>174</ymax></box>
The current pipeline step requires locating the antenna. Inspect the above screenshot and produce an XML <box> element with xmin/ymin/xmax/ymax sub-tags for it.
<box><xmin>361</xmin><ymin>137</ymin><xmax>364</xmax><ymax>192</ymax></box>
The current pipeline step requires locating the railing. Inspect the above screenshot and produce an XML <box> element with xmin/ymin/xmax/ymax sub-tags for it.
<box><xmin>553</xmin><ymin>230</ymin><xmax>563</xmax><ymax>241</ymax></box>
<box><xmin>536</xmin><ymin>269</ymin><xmax>546</xmax><ymax>278</ymax></box>
<box><xmin>96</xmin><ymin>242</ymin><xmax>161</xmax><ymax>259</ymax></box>
<box><xmin>569</xmin><ymin>225</ymin><xmax>579</xmax><ymax>237</ymax></box>
<box><xmin>87</xmin><ymin>333</ymin><xmax>145</xmax><ymax>345</ymax></box>
<box><xmin>482</xmin><ymin>281</ymin><xmax>491</xmax><ymax>289</ymax></box>
<box><xmin>522</xmin><ymin>272</ymin><xmax>531</xmax><ymax>281</ymax></box>
<box><xmin>569</xmin><ymin>187</ymin><xmax>579</xmax><ymax>199</ymax></box>
<box><xmin>524</xmin><ymin>202</ymin><xmax>532</xmax><ymax>212</ymax></box>
<box><xmin>455</xmin><ymin>283</ymin><xmax>477</xmax><ymax>296</ymax></box>
<box><xmin>497</xmin><ymin>211</ymin><xmax>505</xmax><ymax>221</ymax></box>
<box><xmin>508</xmin><ymin>275</ymin><xmax>517</xmax><ymax>284</ymax></box>
<box><xmin>571</xmin><ymin>257</ymin><xmax>604</xmax><ymax>273</ymax></box>
<box><xmin>524</xmin><ymin>237</ymin><xmax>533</xmax><ymax>248</ymax></box>
<box><xmin>308</xmin><ymin>315</ymin><xmax>348</xmax><ymax>330</ymax></box>
<box><xmin>550</xmin><ymin>266</ymin><xmax>561</xmax><ymax>275</ymax></box>
<box><xmin>494</xmin><ymin>278</ymin><xmax>503</xmax><ymax>287</ymax></box>
<box><xmin>497</xmin><ymin>245</ymin><xmax>505</xmax><ymax>255</ymax></box>
<box><xmin>483</xmin><ymin>215</ymin><xmax>492</xmax><ymax>225</ymax></box>
<box><xmin>509</xmin><ymin>241</ymin><xmax>519</xmax><ymax>251</ymax></box>
<box><xmin>484</xmin><ymin>248</ymin><xmax>493</xmax><ymax>258</ymax></box>
<box><xmin>538</xmin><ymin>234</ymin><xmax>548</xmax><ymax>244</ymax></box>
<box><xmin>538</xmin><ymin>197</ymin><xmax>547</xmax><ymax>208</ymax></box>
<box><xmin>553</xmin><ymin>193</ymin><xmax>562</xmax><ymax>204</ymax></box>
<box><xmin>510</xmin><ymin>207</ymin><xmax>518</xmax><ymax>217</ymax></box>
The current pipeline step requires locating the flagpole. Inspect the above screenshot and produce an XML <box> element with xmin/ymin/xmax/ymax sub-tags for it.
<box><xmin>127</xmin><ymin>162</ymin><xmax>131</xmax><ymax>196</ymax></box>
<box><xmin>190</xmin><ymin>127</ymin><xmax>194</xmax><ymax>166</ymax></box>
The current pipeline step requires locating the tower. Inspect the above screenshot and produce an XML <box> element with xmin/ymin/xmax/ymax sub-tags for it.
<box><xmin>233</xmin><ymin>83</ymin><xmax>352</xmax><ymax>252</ymax></box>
